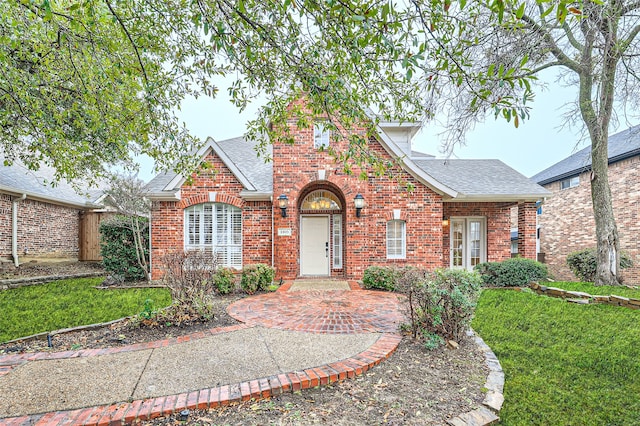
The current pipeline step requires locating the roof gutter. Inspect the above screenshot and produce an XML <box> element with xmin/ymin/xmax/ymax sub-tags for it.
<box><xmin>145</xmin><ymin>190</ymin><xmax>181</xmax><ymax>201</ymax></box>
<box><xmin>240</xmin><ymin>190</ymin><xmax>273</xmax><ymax>201</ymax></box>
<box><xmin>12</xmin><ymin>194</ymin><xmax>26</xmax><ymax>267</ymax></box>
<box><xmin>446</xmin><ymin>193</ymin><xmax>551</xmax><ymax>203</ymax></box>
<box><xmin>0</xmin><ymin>184</ymin><xmax>101</xmax><ymax>210</ymax></box>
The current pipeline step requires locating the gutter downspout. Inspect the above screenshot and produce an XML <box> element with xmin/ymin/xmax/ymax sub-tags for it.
<box><xmin>12</xmin><ymin>194</ymin><xmax>27</xmax><ymax>267</ymax></box>
<box><xmin>271</xmin><ymin>196</ymin><xmax>275</xmax><ymax>272</ymax></box>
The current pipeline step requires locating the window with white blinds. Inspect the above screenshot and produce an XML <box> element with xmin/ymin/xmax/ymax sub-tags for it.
<box><xmin>184</xmin><ymin>203</ymin><xmax>242</xmax><ymax>269</ymax></box>
<box><xmin>386</xmin><ymin>220</ymin><xmax>406</xmax><ymax>259</ymax></box>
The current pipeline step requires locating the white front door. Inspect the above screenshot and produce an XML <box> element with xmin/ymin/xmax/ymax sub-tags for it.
<box><xmin>300</xmin><ymin>216</ymin><xmax>330</xmax><ymax>276</ymax></box>
<box><xmin>450</xmin><ymin>217</ymin><xmax>486</xmax><ymax>270</ymax></box>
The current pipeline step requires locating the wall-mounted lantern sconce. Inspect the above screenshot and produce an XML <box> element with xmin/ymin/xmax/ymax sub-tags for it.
<box><xmin>354</xmin><ymin>193</ymin><xmax>365</xmax><ymax>218</ymax></box>
<box><xmin>278</xmin><ymin>194</ymin><xmax>289</xmax><ymax>217</ymax></box>
<box><xmin>442</xmin><ymin>218</ymin><xmax>449</xmax><ymax>227</ymax></box>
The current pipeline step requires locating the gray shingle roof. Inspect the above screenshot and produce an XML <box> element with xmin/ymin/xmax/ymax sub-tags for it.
<box><xmin>148</xmin><ymin>134</ymin><xmax>548</xmax><ymax>201</ymax></box>
<box><xmin>0</xmin><ymin>160</ymin><xmax>104</xmax><ymax>208</ymax></box>
<box><xmin>145</xmin><ymin>136</ymin><xmax>272</xmax><ymax>194</ymax></box>
<box><xmin>414</xmin><ymin>159</ymin><xmax>550</xmax><ymax>199</ymax></box>
<box><xmin>216</xmin><ymin>136</ymin><xmax>272</xmax><ymax>193</ymax></box>
<box><xmin>145</xmin><ymin>170</ymin><xmax>178</xmax><ymax>194</ymax></box>
<box><xmin>531</xmin><ymin>125</ymin><xmax>640</xmax><ymax>185</ymax></box>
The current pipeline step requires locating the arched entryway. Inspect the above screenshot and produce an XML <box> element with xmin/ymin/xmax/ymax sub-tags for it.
<box><xmin>298</xmin><ymin>185</ymin><xmax>345</xmax><ymax>277</ymax></box>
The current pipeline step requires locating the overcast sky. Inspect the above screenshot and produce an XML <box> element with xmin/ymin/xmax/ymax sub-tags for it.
<box><xmin>137</xmin><ymin>69</ymin><xmax>622</xmax><ymax>182</ymax></box>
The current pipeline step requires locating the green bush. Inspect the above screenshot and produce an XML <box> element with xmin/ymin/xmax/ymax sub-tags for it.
<box><xmin>566</xmin><ymin>248</ymin><xmax>634</xmax><ymax>282</ymax></box>
<box><xmin>399</xmin><ymin>268</ymin><xmax>482</xmax><ymax>348</ymax></box>
<box><xmin>362</xmin><ymin>266</ymin><xmax>399</xmax><ymax>291</ymax></box>
<box><xmin>100</xmin><ymin>216</ymin><xmax>149</xmax><ymax>281</ymax></box>
<box><xmin>213</xmin><ymin>268</ymin><xmax>236</xmax><ymax>294</ymax></box>
<box><xmin>475</xmin><ymin>257</ymin><xmax>548</xmax><ymax>287</ymax></box>
<box><xmin>241</xmin><ymin>264</ymin><xmax>275</xmax><ymax>294</ymax></box>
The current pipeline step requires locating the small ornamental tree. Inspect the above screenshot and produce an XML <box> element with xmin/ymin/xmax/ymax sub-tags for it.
<box><xmin>104</xmin><ymin>174</ymin><xmax>151</xmax><ymax>281</ymax></box>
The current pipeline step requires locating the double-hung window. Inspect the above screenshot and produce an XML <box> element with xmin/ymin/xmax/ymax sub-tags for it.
<box><xmin>386</xmin><ymin>220</ymin><xmax>406</xmax><ymax>259</ymax></box>
<box><xmin>314</xmin><ymin>122</ymin><xmax>330</xmax><ymax>149</ymax></box>
<box><xmin>184</xmin><ymin>203</ymin><xmax>242</xmax><ymax>269</ymax></box>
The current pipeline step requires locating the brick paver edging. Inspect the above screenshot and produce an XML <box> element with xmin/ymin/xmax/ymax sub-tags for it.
<box><xmin>0</xmin><ymin>332</ymin><xmax>401</xmax><ymax>425</ymax></box>
<box><xmin>529</xmin><ymin>282</ymin><xmax>640</xmax><ymax>310</ymax></box>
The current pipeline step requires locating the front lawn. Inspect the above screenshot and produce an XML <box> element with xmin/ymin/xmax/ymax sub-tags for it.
<box><xmin>0</xmin><ymin>278</ymin><xmax>171</xmax><ymax>343</ymax></box>
<box><xmin>473</xmin><ymin>289</ymin><xmax>640</xmax><ymax>425</ymax></box>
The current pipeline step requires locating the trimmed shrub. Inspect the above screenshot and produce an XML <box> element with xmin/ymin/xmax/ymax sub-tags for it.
<box><xmin>213</xmin><ymin>268</ymin><xmax>236</xmax><ymax>295</ymax></box>
<box><xmin>475</xmin><ymin>257</ymin><xmax>548</xmax><ymax>287</ymax></box>
<box><xmin>362</xmin><ymin>266</ymin><xmax>399</xmax><ymax>291</ymax></box>
<box><xmin>100</xmin><ymin>216</ymin><xmax>149</xmax><ymax>281</ymax></box>
<box><xmin>567</xmin><ymin>248</ymin><xmax>634</xmax><ymax>282</ymax></box>
<box><xmin>241</xmin><ymin>264</ymin><xmax>275</xmax><ymax>294</ymax></box>
<box><xmin>398</xmin><ymin>268</ymin><xmax>482</xmax><ymax>347</ymax></box>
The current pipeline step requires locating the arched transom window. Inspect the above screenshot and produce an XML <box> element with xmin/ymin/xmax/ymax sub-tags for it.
<box><xmin>301</xmin><ymin>190</ymin><xmax>341</xmax><ymax>211</ymax></box>
<box><xmin>184</xmin><ymin>203</ymin><xmax>242</xmax><ymax>269</ymax></box>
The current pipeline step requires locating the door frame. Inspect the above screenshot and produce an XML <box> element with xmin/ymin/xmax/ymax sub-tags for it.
<box><xmin>299</xmin><ymin>214</ymin><xmax>331</xmax><ymax>276</ymax></box>
<box><xmin>449</xmin><ymin>216</ymin><xmax>487</xmax><ymax>270</ymax></box>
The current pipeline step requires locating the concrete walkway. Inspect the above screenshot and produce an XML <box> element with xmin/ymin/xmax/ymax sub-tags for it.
<box><xmin>0</xmin><ymin>280</ymin><xmax>403</xmax><ymax>425</ymax></box>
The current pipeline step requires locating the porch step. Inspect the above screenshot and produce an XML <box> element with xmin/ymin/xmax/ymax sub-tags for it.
<box><xmin>289</xmin><ymin>279</ymin><xmax>350</xmax><ymax>291</ymax></box>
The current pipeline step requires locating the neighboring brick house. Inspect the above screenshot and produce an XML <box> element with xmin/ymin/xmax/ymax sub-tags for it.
<box><xmin>146</xmin><ymin>107</ymin><xmax>549</xmax><ymax>281</ymax></box>
<box><xmin>0</xmin><ymin>161</ymin><xmax>108</xmax><ymax>266</ymax></box>
<box><xmin>531</xmin><ymin>125</ymin><xmax>640</xmax><ymax>282</ymax></box>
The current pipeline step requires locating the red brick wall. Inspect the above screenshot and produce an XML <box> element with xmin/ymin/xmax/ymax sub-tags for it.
<box><xmin>443</xmin><ymin>202</ymin><xmax>513</xmax><ymax>266</ymax></box>
<box><xmin>0</xmin><ymin>193</ymin><xmax>80</xmax><ymax>260</ymax></box>
<box><xmin>517</xmin><ymin>202</ymin><xmax>537</xmax><ymax>259</ymax></box>
<box><xmin>150</xmin><ymin>152</ymin><xmax>272</xmax><ymax>279</ymax></box>
<box><xmin>150</xmin><ymin>101</ymin><xmax>535</xmax><ymax>281</ymax></box>
<box><xmin>539</xmin><ymin>155</ymin><xmax>640</xmax><ymax>283</ymax></box>
<box><xmin>271</xmin><ymin>101</ymin><xmax>445</xmax><ymax>280</ymax></box>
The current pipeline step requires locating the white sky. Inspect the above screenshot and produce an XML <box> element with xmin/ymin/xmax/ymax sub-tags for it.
<box><xmin>137</xmin><ymin>69</ymin><xmax>603</xmax><ymax>182</ymax></box>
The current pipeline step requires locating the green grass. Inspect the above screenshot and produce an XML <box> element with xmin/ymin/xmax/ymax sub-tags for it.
<box><xmin>0</xmin><ymin>278</ymin><xmax>171</xmax><ymax>343</ymax></box>
<box><xmin>473</xmin><ymin>289</ymin><xmax>640</xmax><ymax>425</ymax></box>
<box><xmin>548</xmin><ymin>281</ymin><xmax>640</xmax><ymax>299</ymax></box>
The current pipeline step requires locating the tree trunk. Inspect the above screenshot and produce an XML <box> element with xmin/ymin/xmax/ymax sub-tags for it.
<box><xmin>590</xmin><ymin>130</ymin><xmax>621</xmax><ymax>286</ymax></box>
<box><xmin>577</xmin><ymin>7</ymin><xmax>621</xmax><ymax>286</ymax></box>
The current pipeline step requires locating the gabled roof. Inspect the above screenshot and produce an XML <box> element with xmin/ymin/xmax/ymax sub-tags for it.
<box><xmin>0</xmin><ymin>160</ymin><xmax>104</xmax><ymax>209</ymax></box>
<box><xmin>145</xmin><ymin>136</ymin><xmax>272</xmax><ymax>200</ymax></box>
<box><xmin>147</xmin><ymin>125</ymin><xmax>548</xmax><ymax>203</ymax></box>
<box><xmin>414</xmin><ymin>159</ymin><xmax>550</xmax><ymax>201</ymax></box>
<box><xmin>531</xmin><ymin>125</ymin><xmax>640</xmax><ymax>185</ymax></box>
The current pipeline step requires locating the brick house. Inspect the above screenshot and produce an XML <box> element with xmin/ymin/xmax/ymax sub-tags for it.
<box><xmin>146</xmin><ymin>107</ymin><xmax>549</xmax><ymax>281</ymax></box>
<box><xmin>0</xmin><ymin>161</ymin><xmax>108</xmax><ymax>266</ymax></box>
<box><xmin>531</xmin><ymin>125</ymin><xmax>640</xmax><ymax>283</ymax></box>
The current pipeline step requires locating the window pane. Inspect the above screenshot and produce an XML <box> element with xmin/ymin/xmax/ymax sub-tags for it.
<box><xmin>301</xmin><ymin>190</ymin><xmax>341</xmax><ymax>210</ymax></box>
<box><xmin>333</xmin><ymin>215</ymin><xmax>342</xmax><ymax>269</ymax></box>
<box><xmin>314</xmin><ymin>123</ymin><xmax>330</xmax><ymax>149</ymax></box>
<box><xmin>452</xmin><ymin>220</ymin><xmax>464</xmax><ymax>267</ymax></box>
<box><xmin>469</xmin><ymin>220</ymin><xmax>481</xmax><ymax>267</ymax></box>
<box><xmin>184</xmin><ymin>203</ymin><xmax>242</xmax><ymax>269</ymax></box>
<box><xmin>386</xmin><ymin>220</ymin><xmax>405</xmax><ymax>259</ymax></box>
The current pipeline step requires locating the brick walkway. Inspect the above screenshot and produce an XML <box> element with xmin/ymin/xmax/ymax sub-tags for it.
<box><xmin>0</xmin><ymin>281</ymin><xmax>404</xmax><ymax>425</ymax></box>
<box><xmin>228</xmin><ymin>289</ymin><xmax>403</xmax><ymax>334</ymax></box>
